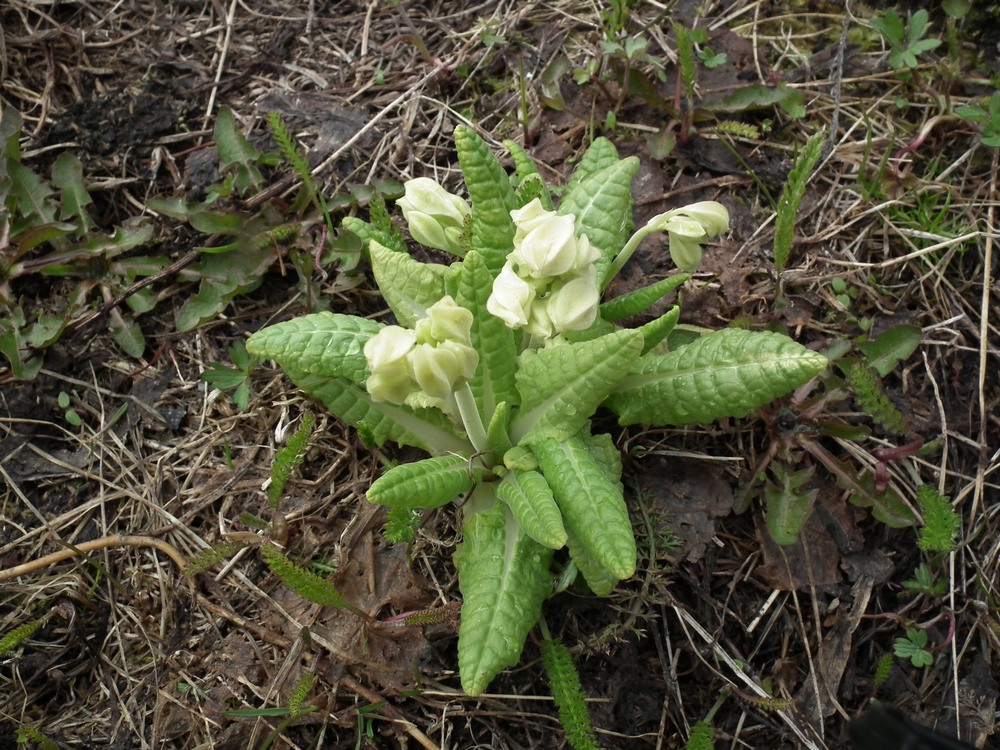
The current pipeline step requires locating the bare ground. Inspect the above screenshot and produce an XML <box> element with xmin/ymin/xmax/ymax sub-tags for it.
<box><xmin>1</xmin><ymin>1</ymin><xmax>999</xmax><ymax>748</ymax></box>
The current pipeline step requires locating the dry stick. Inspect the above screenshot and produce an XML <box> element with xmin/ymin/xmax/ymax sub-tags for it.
<box><xmin>0</xmin><ymin>534</ymin><xmax>187</xmax><ymax>582</ymax></box>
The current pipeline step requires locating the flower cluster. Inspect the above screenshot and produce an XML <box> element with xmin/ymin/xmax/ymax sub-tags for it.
<box><xmin>486</xmin><ymin>199</ymin><xmax>601</xmax><ymax>339</ymax></box>
<box><xmin>396</xmin><ymin>177</ymin><xmax>471</xmax><ymax>255</ymax></box>
<box><xmin>364</xmin><ymin>296</ymin><xmax>479</xmax><ymax>406</ymax></box>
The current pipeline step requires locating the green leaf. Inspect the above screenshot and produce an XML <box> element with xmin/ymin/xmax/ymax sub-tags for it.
<box><xmin>856</xmin><ymin>324</ymin><xmax>921</xmax><ymax>377</ymax></box>
<box><xmin>175</xmin><ymin>240</ymin><xmax>274</xmax><ymax>331</ymax></box>
<box><xmin>845</xmin><ymin>472</ymin><xmax>916</xmax><ymax>528</ymax></box>
<box><xmin>70</xmin><ymin>220</ymin><xmax>154</xmax><ymax>261</ymax></box>
<box><xmin>455</xmin><ymin>124</ymin><xmax>519</xmax><ymax>273</ymax></box>
<box><xmin>214</xmin><ymin>106</ymin><xmax>263</xmax><ymax>193</ymax></box>
<box><xmin>110</xmin><ymin>313</ymin><xmax>145</xmax><ymax>357</ymax></box>
<box><xmin>558</xmin><ymin>157</ymin><xmax>640</xmax><ymax>281</ymax></box>
<box><xmin>51</xmin><ymin>152</ymin><xmax>93</xmax><ymax>232</ymax></box>
<box><xmin>247</xmin><ymin>312</ymin><xmax>381</xmax><ymax>384</ymax></box>
<box><xmin>281</xmin><ymin>366</ymin><xmax>469</xmax><ymax>454</ymax></box>
<box><xmin>765</xmin><ymin>465</ymin><xmax>818</xmax><ymax>545</ymax></box>
<box><xmin>710</xmin><ymin>83</ymin><xmax>804</xmax><ymax>117</ymax></box>
<box><xmin>0</xmin><ymin>326</ymin><xmax>43</xmax><ymax>380</ymax></box>
<box><xmin>533</xmin><ymin>434</ymin><xmax>635</xmax><ymax>579</ymax></box>
<box><xmin>24</xmin><ymin>313</ymin><xmax>67</xmax><ymax>349</ymax></box>
<box><xmin>456</xmin><ymin>485</ymin><xmax>553</xmax><ymax>695</ymax></box>
<box><xmin>9</xmin><ymin>161</ymin><xmax>57</xmax><ymax>225</ymax></box>
<box><xmin>496</xmin><ymin>469</ymin><xmax>567</xmax><ymax>549</ymax></box>
<box><xmin>599</xmin><ymin>274</ymin><xmax>690</xmax><ymax>321</ymax></box>
<box><xmin>511</xmin><ymin>329</ymin><xmax>643</xmax><ymax>445</ymax></box>
<box><xmin>367</xmin><ymin>454</ymin><xmax>477</xmax><ymax>509</ymax></box>
<box><xmin>369</xmin><ymin>241</ymin><xmax>449</xmax><ymax>328</ymax></box>
<box><xmin>607</xmin><ymin>329</ymin><xmax>828</xmax><ymax>425</ymax></box>
<box><xmin>454</xmin><ymin>250</ymin><xmax>519</xmax><ymax>423</ymax></box>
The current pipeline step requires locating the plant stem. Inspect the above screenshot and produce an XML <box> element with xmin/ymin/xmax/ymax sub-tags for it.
<box><xmin>604</xmin><ymin>222</ymin><xmax>657</xmax><ymax>287</ymax></box>
<box><xmin>453</xmin><ymin>382</ymin><xmax>489</xmax><ymax>454</ymax></box>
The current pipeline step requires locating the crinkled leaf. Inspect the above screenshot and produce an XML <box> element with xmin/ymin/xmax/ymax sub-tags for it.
<box><xmin>856</xmin><ymin>324</ymin><xmax>921</xmax><ymax>377</ymax></box>
<box><xmin>368</xmin><ymin>454</ymin><xmax>476</xmax><ymax>509</ymax></box>
<box><xmin>280</xmin><ymin>365</ymin><xmax>469</xmax><ymax>454</ymax></box>
<box><xmin>486</xmin><ymin>400</ymin><xmax>513</xmax><ymax>455</ymax></box>
<box><xmin>565</xmin><ymin>528</ymin><xmax>619</xmax><ymax>596</ymax></box>
<box><xmin>558</xmin><ymin>157</ymin><xmax>639</xmax><ymax>281</ymax></box>
<box><xmin>607</xmin><ymin>329</ymin><xmax>828</xmax><ymax>425</ymax></box>
<box><xmin>246</xmin><ymin>312</ymin><xmax>381</xmax><ymax>384</ymax></box>
<box><xmin>636</xmin><ymin>305</ymin><xmax>681</xmax><ymax>354</ymax></box>
<box><xmin>497</xmin><ymin>469</ymin><xmax>567</xmax><ymax>549</ymax></box>
<box><xmin>533</xmin><ymin>434</ymin><xmax>635</xmax><ymax>579</ymax></box>
<box><xmin>454</xmin><ymin>250</ymin><xmax>519</xmax><ymax>422</ymax></box>
<box><xmin>503</xmin><ymin>139</ymin><xmax>553</xmax><ymax>210</ymax></box>
<box><xmin>369</xmin><ymin>240</ymin><xmax>449</xmax><ymax>328</ymax></box>
<box><xmin>511</xmin><ymin>329</ymin><xmax>643</xmax><ymax>445</ymax></box>
<box><xmin>566</xmin><ymin>138</ymin><xmax>620</xmax><ymax>194</ymax></box>
<box><xmin>455</xmin><ymin>125</ymin><xmax>518</xmax><ymax>272</ymax></box>
<box><xmin>456</xmin><ymin>485</ymin><xmax>553</xmax><ymax>696</ymax></box>
<box><xmin>341</xmin><ymin>215</ymin><xmax>408</xmax><ymax>255</ymax></box>
<box><xmin>599</xmin><ymin>274</ymin><xmax>690</xmax><ymax>321</ymax></box>
<box><xmin>576</xmin><ymin>429</ymin><xmax>623</xmax><ymax>485</ymax></box>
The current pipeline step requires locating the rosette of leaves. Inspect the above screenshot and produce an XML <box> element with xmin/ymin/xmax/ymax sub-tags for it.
<box><xmin>247</xmin><ymin>125</ymin><xmax>828</xmax><ymax>695</ymax></box>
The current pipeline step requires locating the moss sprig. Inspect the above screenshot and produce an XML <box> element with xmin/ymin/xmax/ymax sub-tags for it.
<box><xmin>269</xmin><ymin>412</ymin><xmax>316</xmax><ymax>508</ymax></box>
<box><xmin>540</xmin><ymin>637</ymin><xmax>601</xmax><ymax>750</ymax></box>
<box><xmin>846</xmin><ymin>363</ymin><xmax>909</xmax><ymax>435</ymax></box>
<box><xmin>260</xmin><ymin>543</ymin><xmax>363</xmax><ymax>617</ymax></box>
<box><xmin>916</xmin><ymin>485</ymin><xmax>960</xmax><ymax>553</ymax></box>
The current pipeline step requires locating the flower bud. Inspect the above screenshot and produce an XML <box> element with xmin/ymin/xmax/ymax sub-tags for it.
<box><xmin>409</xmin><ymin>339</ymin><xmax>478</xmax><ymax>401</ymax></box>
<box><xmin>415</xmin><ymin>295</ymin><xmax>474</xmax><ymax>346</ymax></box>
<box><xmin>396</xmin><ymin>177</ymin><xmax>471</xmax><ymax>254</ymax></box>
<box><xmin>545</xmin><ymin>265</ymin><xmax>599</xmax><ymax>332</ymax></box>
<box><xmin>486</xmin><ymin>263</ymin><xmax>535</xmax><ymax>328</ymax></box>
<box><xmin>364</xmin><ymin>326</ymin><xmax>417</xmax><ymax>403</ymax></box>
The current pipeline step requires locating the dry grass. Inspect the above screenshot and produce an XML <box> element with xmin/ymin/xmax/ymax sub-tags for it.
<box><xmin>1</xmin><ymin>0</ymin><xmax>999</xmax><ymax>748</ymax></box>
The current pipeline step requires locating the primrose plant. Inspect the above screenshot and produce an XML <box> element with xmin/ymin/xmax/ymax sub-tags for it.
<box><xmin>246</xmin><ymin>125</ymin><xmax>828</xmax><ymax>695</ymax></box>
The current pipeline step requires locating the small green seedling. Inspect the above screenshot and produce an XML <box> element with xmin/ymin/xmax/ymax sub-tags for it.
<box><xmin>893</xmin><ymin>627</ymin><xmax>933</xmax><ymax>667</ymax></box>
<box><xmin>955</xmin><ymin>92</ymin><xmax>1000</xmax><ymax>148</ymax></box>
<box><xmin>901</xmin><ymin>562</ymin><xmax>947</xmax><ymax>597</ymax></box>
<box><xmin>201</xmin><ymin>341</ymin><xmax>261</xmax><ymax>411</ymax></box>
<box><xmin>871</xmin><ymin>9</ymin><xmax>941</xmax><ymax>70</ymax></box>
<box><xmin>57</xmin><ymin>391</ymin><xmax>82</xmax><ymax>427</ymax></box>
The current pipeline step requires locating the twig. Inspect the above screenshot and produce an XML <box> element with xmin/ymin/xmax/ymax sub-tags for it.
<box><xmin>0</xmin><ymin>534</ymin><xmax>187</xmax><ymax>582</ymax></box>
